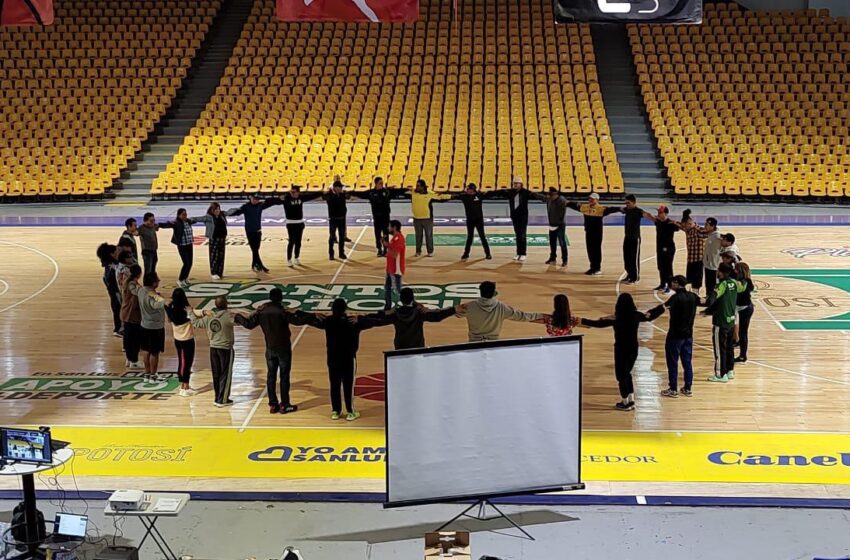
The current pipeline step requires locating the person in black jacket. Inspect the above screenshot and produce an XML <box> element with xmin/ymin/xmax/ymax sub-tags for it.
<box><xmin>228</xmin><ymin>193</ymin><xmax>278</xmax><ymax>273</ymax></box>
<box><xmin>158</xmin><ymin>208</ymin><xmax>197</xmax><ymax>288</ymax></box>
<box><xmin>97</xmin><ymin>243</ymin><xmax>123</xmax><ymax>337</ymax></box>
<box><xmin>487</xmin><ymin>176</ymin><xmax>531</xmax><ymax>261</ymax></box>
<box><xmin>734</xmin><ymin>262</ymin><xmax>755</xmax><ymax>364</ymax></box>
<box><xmin>453</xmin><ymin>183</ymin><xmax>491</xmax><ymax>260</ymax></box>
<box><xmin>621</xmin><ymin>194</ymin><xmax>644</xmax><ymax>284</ymax></box>
<box><xmin>349</xmin><ymin>177</ymin><xmax>404</xmax><ymax>257</ymax></box>
<box><xmin>361</xmin><ymin>288</ymin><xmax>460</xmax><ymax>349</ymax></box>
<box><xmin>650</xmin><ymin>275</ymin><xmax>699</xmax><ymax>398</ymax></box>
<box><xmin>235</xmin><ymin>288</ymin><xmax>312</xmax><ymax>414</ymax></box>
<box><xmin>643</xmin><ymin>205</ymin><xmax>680</xmax><ymax>294</ymax></box>
<box><xmin>566</xmin><ymin>193</ymin><xmax>621</xmax><ymax>275</ymax></box>
<box><xmin>300</xmin><ymin>298</ymin><xmax>385</xmax><ymax>420</ymax></box>
<box><xmin>324</xmin><ymin>181</ymin><xmax>350</xmax><ymax>261</ymax></box>
<box><xmin>581</xmin><ymin>292</ymin><xmax>664</xmax><ymax>410</ymax></box>
<box><xmin>279</xmin><ymin>186</ymin><xmax>323</xmax><ymax>267</ymax></box>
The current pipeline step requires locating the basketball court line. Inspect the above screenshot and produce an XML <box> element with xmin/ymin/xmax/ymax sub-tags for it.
<box><xmin>0</xmin><ymin>240</ymin><xmax>60</xmax><ymax>313</ymax></box>
<box><xmin>0</xmin><ymin>279</ymin><xmax>9</xmax><ymax>296</ymax></box>
<box><xmin>238</xmin><ymin>224</ymin><xmax>370</xmax><ymax>432</ymax></box>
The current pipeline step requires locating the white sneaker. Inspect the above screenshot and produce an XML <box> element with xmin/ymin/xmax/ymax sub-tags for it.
<box><xmin>125</xmin><ymin>359</ymin><xmax>131</xmax><ymax>367</ymax></box>
<box><xmin>179</xmin><ymin>388</ymin><xmax>198</xmax><ymax>397</ymax></box>
<box><xmin>512</xmin><ymin>255</ymin><xmax>519</xmax><ymax>261</ymax></box>
<box><xmin>294</xmin><ymin>258</ymin><xmax>301</xmax><ymax>265</ymax></box>
<box><xmin>129</xmin><ymin>361</ymin><xmax>144</xmax><ymax>370</ymax></box>
<box><xmin>287</xmin><ymin>260</ymin><xmax>294</xmax><ymax>268</ymax></box>
<box><xmin>211</xmin><ymin>275</ymin><xmax>221</xmax><ymax>281</ymax></box>
<box><xmin>518</xmin><ymin>255</ymin><xmax>527</xmax><ymax>262</ymax></box>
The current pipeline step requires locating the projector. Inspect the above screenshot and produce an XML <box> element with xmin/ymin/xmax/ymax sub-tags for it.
<box><xmin>108</xmin><ymin>489</ymin><xmax>145</xmax><ymax>511</ymax></box>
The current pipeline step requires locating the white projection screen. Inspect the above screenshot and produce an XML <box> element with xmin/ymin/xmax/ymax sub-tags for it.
<box><xmin>384</xmin><ymin>337</ymin><xmax>583</xmax><ymax>507</ymax></box>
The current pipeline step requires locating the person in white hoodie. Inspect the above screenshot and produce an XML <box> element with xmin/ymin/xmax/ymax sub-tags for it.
<box><xmin>456</xmin><ymin>281</ymin><xmax>546</xmax><ymax>342</ymax></box>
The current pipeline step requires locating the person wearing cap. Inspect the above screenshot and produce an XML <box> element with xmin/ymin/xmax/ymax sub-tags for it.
<box><xmin>227</xmin><ymin>193</ymin><xmax>278</xmax><ymax>273</ymax></box>
<box><xmin>531</xmin><ymin>187</ymin><xmax>569</xmax><ymax>267</ymax></box>
<box><xmin>621</xmin><ymin>194</ymin><xmax>644</xmax><ymax>284</ymax></box>
<box><xmin>486</xmin><ymin>176</ymin><xmax>531</xmax><ymax>261</ymax></box>
<box><xmin>452</xmin><ymin>183</ymin><xmax>492</xmax><ymax>261</ymax></box>
<box><xmin>649</xmin><ymin>275</ymin><xmax>699</xmax><ymax>398</ymax></box>
<box><xmin>643</xmin><ymin>205</ymin><xmax>680</xmax><ymax>294</ymax></box>
<box><xmin>566</xmin><ymin>192</ymin><xmax>621</xmax><ymax>275</ymax></box>
<box><xmin>349</xmin><ymin>177</ymin><xmax>405</xmax><ymax>257</ymax></box>
<box><xmin>324</xmin><ymin>180</ymin><xmax>350</xmax><ymax>260</ymax></box>
<box><xmin>408</xmin><ymin>179</ymin><xmax>452</xmax><ymax>257</ymax></box>
<box><xmin>720</xmin><ymin>233</ymin><xmax>741</xmax><ymax>261</ymax></box>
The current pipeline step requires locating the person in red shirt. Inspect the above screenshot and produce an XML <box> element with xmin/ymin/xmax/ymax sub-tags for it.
<box><xmin>383</xmin><ymin>220</ymin><xmax>406</xmax><ymax>310</ymax></box>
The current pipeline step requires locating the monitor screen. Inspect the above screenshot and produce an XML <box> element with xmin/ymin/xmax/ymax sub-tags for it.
<box><xmin>54</xmin><ymin>513</ymin><xmax>88</xmax><ymax>538</ymax></box>
<box><xmin>1</xmin><ymin>427</ymin><xmax>53</xmax><ymax>464</ymax></box>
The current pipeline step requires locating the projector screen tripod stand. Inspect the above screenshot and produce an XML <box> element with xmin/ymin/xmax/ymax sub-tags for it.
<box><xmin>435</xmin><ymin>499</ymin><xmax>534</xmax><ymax>541</ymax></box>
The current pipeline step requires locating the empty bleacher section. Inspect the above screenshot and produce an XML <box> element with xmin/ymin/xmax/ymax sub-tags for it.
<box><xmin>630</xmin><ymin>3</ymin><xmax>850</xmax><ymax>199</ymax></box>
<box><xmin>0</xmin><ymin>0</ymin><xmax>220</xmax><ymax>201</ymax></box>
<box><xmin>154</xmin><ymin>0</ymin><xmax>623</xmax><ymax>197</ymax></box>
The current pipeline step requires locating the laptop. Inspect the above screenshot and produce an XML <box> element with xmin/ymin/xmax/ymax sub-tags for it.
<box><xmin>52</xmin><ymin>513</ymin><xmax>88</xmax><ymax>543</ymax></box>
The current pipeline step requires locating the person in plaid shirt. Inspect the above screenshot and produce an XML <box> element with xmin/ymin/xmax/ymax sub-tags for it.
<box><xmin>675</xmin><ymin>209</ymin><xmax>708</xmax><ymax>292</ymax></box>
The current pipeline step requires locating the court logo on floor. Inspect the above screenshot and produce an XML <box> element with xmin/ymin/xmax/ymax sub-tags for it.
<box><xmin>247</xmin><ymin>445</ymin><xmax>385</xmax><ymax>463</ymax></box>
<box><xmin>0</xmin><ymin>373</ymin><xmax>179</xmax><ymax>401</ymax></box>
<box><xmin>184</xmin><ymin>282</ymin><xmax>480</xmax><ymax>311</ymax></box>
<box><xmin>354</xmin><ymin>373</ymin><xmax>385</xmax><ymax>401</ymax></box>
<box><xmin>752</xmin><ymin>268</ymin><xmax>850</xmax><ymax>330</ymax></box>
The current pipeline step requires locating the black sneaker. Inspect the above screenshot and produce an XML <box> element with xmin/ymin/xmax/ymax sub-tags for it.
<box><xmin>615</xmin><ymin>401</ymin><xmax>635</xmax><ymax>411</ymax></box>
<box><xmin>339</xmin><ymin>254</ymin><xmax>348</xmax><ymax>260</ymax></box>
<box><xmin>661</xmin><ymin>389</ymin><xmax>678</xmax><ymax>398</ymax></box>
<box><xmin>376</xmin><ymin>250</ymin><xmax>383</xmax><ymax>257</ymax></box>
<box><xmin>653</xmin><ymin>284</ymin><xmax>665</xmax><ymax>290</ymax></box>
<box><xmin>584</xmin><ymin>269</ymin><xmax>594</xmax><ymax>275</ymax></box>
<box><xmin>560</xmin><ymin>260</ymin><xmax>568</xmax><ymax>267</ymax></box>
<box><xmin>329</xmin><ymin>254</ymin><xmax>335</xmax><ymax>261</ymax></box>
<box><xmin>280</xmin><ymin>404</ymin><xmax>298</xmax><ymax>414</ymax></box>
<box><xmin>260</xmin><ymin>266</ymin><xmax>270</xmax><ymax>273</ymax></box>
<box><xmin>545</xmin><ymin>257</ymin><xmax>556</xmax><ymax>264</ymax></box>
<box><xmin>681</xmin><ymin>388</ymin><xmax>693</xmax><ymax>397</ymax></box>
<box><xmin>460</xmin><ymin>254</ymin><xmax>470</xmax><ymax>260</ymax></box>
<box><xmin>734</xmin><ymin>356</ymin><xmax>747</xmax><ymax>363</ymax></box>
<box><xmin>269</xmin><ymin>404</ymin><xmax>280</xmax><ymax>414</ymax></box>
<box><xmin>345</xmin><ymin>237</ymin><xmax>352</xmax><ymax>243</ymax></box>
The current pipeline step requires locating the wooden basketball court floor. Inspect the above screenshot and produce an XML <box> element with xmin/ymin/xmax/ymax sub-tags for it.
<box><xmin>1</xmin><ymin>223</ymin><xmax>849</xmax><ymax>498</ymax></box>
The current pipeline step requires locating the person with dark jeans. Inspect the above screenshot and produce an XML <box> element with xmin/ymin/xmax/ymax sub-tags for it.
<box><xmin>235</xmin><ymin>288</ymin><xmax>312</xmax><ymax>414</ymax></box>
<box><xmin>643</xmin><ymin>205</ymin><xmax>679</xmax><ymax>294</ymax></box>
<box><xmin>350</xmin><ymin>177</ymin><xmax>404</xmax><ymax>256</ymax></box>
<box><xmin>97</xmin><ymin>243</ymin><xmax>123</xmax><ymax>337</ymax></box>
<box><xmin>362</xmin><ymin>287</ymin><xmax>459</xmax><ymax>349</ymax></box>
<box><xmin>651</xmin><ymin>275</ymin><xmax>699</xmax><ymax>398</ymax></box>
<box><xmin>228</xmin><ymin>193</ymin><xmax>278</xmax><ymax>273</ymax></box>
<box><xmin>735</xmin><ymin>262</ymin><xmax>755</xmax><ymax>364</ymax></box>
<box><xmin>581</xmin><ymin>292</ymin><xmax>664</xmax><ymax>411</ymax></box>
<box><xmin>324</xmin><ymin>180</ymin><xmax>349</xmax><ymax>260</ymax></box>
<box><xmin>533</xmin><ymin>188</ymin><xmax>569</xmax><ymax>267</ymax></box>
<box><xmin>159</xmin><ymin>208</ymin><xmax>196</xmax><ymax>288</ymax></box>
<box><xmin>119</xmin><ymin>218</ymin><xmax>139</xmax><ymax>262</ymax></box>
<box><xmin>138</xmin><ymin>212</ymin><xmax>160</xmax><ymax>275</ymax></box>
<box><xmin>567</xmin><ymin>193</ymin><xmax>621</xmax><ymax>275</ymax></box>
<box><xmin>382</xmin><ymin>220</ymin><xmax>406</xmax><ymax>309</ymax></box>
<box><xmin>487</xmin><ymin>176</ymin><xmax>531</xmax><ymax>261</ymax></box>
<box><xmin>453</xmin><ymin>183</ymin><xmax>491</xmax><ymax>260</ymax></box>
<box><xmin>279</xmin><ymin>186</ymin><xmax>322</xmax><ymax>266</ymax></box>
<box><xmin>621</xmin><ymin>194</ymin><xmax>644</xmax><ymax>283</ymax></box>
<box><xmin>192</xmin><ymin>202</ymin><xmax>228</xmax><ymax>280</ymax></box>
<box><xmin>120</xmin><ymin>263</ymin><xmax>144</xmax><ymax>369</ymax></box>
<box><xmin>164</xmin><ymin>288</ymin><xmax>198</xmax><ymax>397</ymax></box>
<box><xmin>703</xmin><ymin>263</ymin><xmax>745</xmax><ymax>383</ymax></box>
<box><xmin>300</xmin><ymin>298</ymin><xmax>385</xmax><ymax>420</ymax></box>
<box><xmin>191</xmin><ymin>296</ymin><xmax>236</xmax><ymax>407</ymax></box>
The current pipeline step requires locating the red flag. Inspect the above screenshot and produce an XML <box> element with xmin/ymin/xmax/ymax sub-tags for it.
<box><xmin>276</xmin><ymin>0</ymin><xmax>418</xmax><ymax>22</ymax></box>
<box><xmin>0</xmin><ymin>0</ymin><xmax>54</xmax><ymax>26</ymax></box>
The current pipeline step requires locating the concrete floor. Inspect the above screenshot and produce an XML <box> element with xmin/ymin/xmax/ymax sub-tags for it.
<box><xmin>2</xmin><ymin>499</ymin><xmax>850</xmax><ymax>560</ymax></box>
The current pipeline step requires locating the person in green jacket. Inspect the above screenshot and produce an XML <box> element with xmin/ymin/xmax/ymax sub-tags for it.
<box><xmin>191</xmin><ymin>296</ymin><xmax>236</xmax><ymax>407</ymax></box>
<box><xmin>703</xmin><ymin>263</ymin><xmax>745</xmax><ymax>383</ymax></box>
<box><xmin>456</xmin><ymin>281</ymin><xmax>546</xmax><ymax>342</ymax></box>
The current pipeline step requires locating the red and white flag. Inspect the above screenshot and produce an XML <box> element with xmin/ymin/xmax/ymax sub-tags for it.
<box><xmin>0</xmin><ymin>0</ymin><xmax>54</xmax><ymax>26</ymax></box>
<box><xmin>276</xmin><ymin>0</ymin><xmax>418</xmax><ymax>22</ymax></box>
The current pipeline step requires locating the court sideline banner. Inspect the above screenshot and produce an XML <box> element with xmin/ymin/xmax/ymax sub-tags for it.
<box><xmin>276</xmin><ymin>0</ymin><xmax>418</xmax><ymax>22</ymax></box>
<box><xmin>0</xmin><ymin>0</ymin><xmax>54</xmax><ymax>26</ymax></box>
<box><xmin>554</xmin><ymin>0</ymin><xmax>702</xmax><ymax>23</ymax></box>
